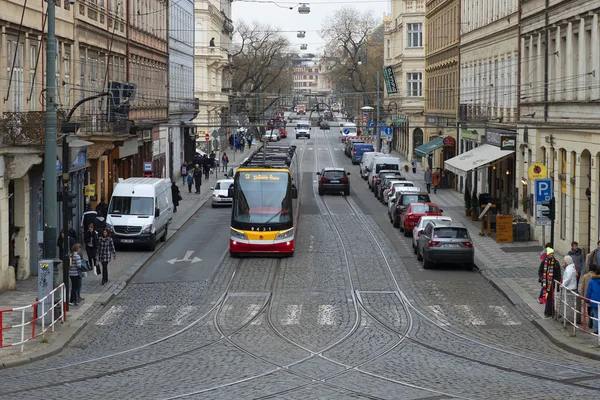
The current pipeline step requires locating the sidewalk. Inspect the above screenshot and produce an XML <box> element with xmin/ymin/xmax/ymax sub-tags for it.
<box><xmin>388</xmin><ymin>148</ymin><xmax>600</xmax><ymax>358</ymax></box>
<box><xmin>0</xmin><ymin>145</ymin><xmax>255</xmax><ymax>366</ymax></box>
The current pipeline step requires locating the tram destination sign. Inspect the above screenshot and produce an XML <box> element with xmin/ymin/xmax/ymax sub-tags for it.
<box><xmin>243</xmin><ymin>172</ymin><xmax>285</xmax><ymax>181</ymax></box>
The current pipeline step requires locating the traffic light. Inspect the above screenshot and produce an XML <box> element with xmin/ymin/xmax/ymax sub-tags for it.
<box><xmin>66</xmin><ymin>193</ymin><xmax>78</xmax><ymax>219</ymax></box>
<box><xmin>540</xmin><ymin>198</ymin><xmax>555</xmax><ymax>221</ymax></box>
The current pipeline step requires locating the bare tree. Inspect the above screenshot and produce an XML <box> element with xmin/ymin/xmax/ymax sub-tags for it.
<box><xmin>320</xmin><ymin>7</ymin><xmax>382</xmax><ymax>115</ymax></box>
<box><xmin>230</xmin><ymin>21</ymin><xmax>293</xmax><ymax>122</ymax></box>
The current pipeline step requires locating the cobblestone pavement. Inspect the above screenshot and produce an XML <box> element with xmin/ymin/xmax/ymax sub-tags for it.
<box><xmin>1</xmin><ymin>125</ymin><xmax>600</xmax><ymax>399</ymax></box>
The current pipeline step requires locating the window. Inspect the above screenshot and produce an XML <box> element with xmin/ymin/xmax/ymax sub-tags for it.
<box><xmin>387</xmin><ymin>39</ymin><xmax>391</xmax><ymax>59</ymax></box>
<box><xmin>64</xmin><ymin>52</ymin><xmax>70</xmax><ymax>108</ymax></box>
<box><xmin>29</xmin><ymin>44</ymin><xmax>37</xmax><ymax>111</ymax></box>
<box><xmin>6</xmin><ymin>40</ymin><xmax>24</xmax><ymax>112</ymax></box>
<box><xmin>195</xmin><ymin>20</ymin><xmax>203</xmax><ymax>46</ymax></box>
<box><xmin>407</xmin><ymin>23</ymin><xmax>422</xmax><ymax>48</ymax></box>
<box><xmin>407</xmin><ymin>72</ymin><xmax>422</xmax><ymax>97</ymax></box>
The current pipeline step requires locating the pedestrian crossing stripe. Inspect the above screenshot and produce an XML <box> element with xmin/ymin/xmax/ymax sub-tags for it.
<box><xmin>94</xmin><ymin>303</ymin><xmax>522</xmax><ymax>327</ymax></box>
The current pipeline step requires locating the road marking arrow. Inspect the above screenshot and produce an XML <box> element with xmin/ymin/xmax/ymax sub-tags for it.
<box><xmin>168</xmin><ymin>250</ymin><xmax>202</xmax><ymax>265</ymax></box>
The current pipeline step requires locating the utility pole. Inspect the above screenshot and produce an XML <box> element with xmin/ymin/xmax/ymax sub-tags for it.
<box><xmin>376</xmin><ymin>70</ymin><xmax>381</xmax><ymax>153</ymax></box>
<box><xmin>43</xmin><ymin>0</ymin><xmax>58</xmax><ymax>259</ymax></box>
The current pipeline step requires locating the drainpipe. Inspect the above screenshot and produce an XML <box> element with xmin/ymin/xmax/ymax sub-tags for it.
<box><xmin>543</xmin><ymin>0</ymin><xmax>549</xmax><ymax>122</ymax></box>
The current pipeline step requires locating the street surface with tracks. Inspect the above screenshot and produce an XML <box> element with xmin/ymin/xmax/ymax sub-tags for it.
<box><xmin>1</xmin><ymin>118</ymin><xmax>600</xmax><ymax>399</ymax></box>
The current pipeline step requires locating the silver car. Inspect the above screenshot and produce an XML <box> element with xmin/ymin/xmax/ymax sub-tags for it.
<box><xmin>411</xmin><ymin>215</ymin><xmax>452</xmax><ymax>253</ymax></box>
<box><xmin>416</xmin><ymin>220</ymin><xmax>475</xmax><ymax>270</ymax></box>
<box><xmin>211</xmin><ymin>179</ymin><xmax>234</xmax><ymax>207</ymax></box>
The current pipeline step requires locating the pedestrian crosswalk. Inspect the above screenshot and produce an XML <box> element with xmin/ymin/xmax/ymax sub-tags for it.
<box><xmin>94</xmin><ymin>303</ymin><xmax>522</xmax><ymax>328</ymax></box>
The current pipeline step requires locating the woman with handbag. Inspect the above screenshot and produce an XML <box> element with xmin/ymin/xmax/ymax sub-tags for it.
<box><xmin>97</xmin><ymin>228</ymin><xmax>116</xmax><ymax>285</ymax></box>
<box><xmin>69</xmin><ymin>244</ymin><xmax>83</xmax><ymax>306</ymax></box>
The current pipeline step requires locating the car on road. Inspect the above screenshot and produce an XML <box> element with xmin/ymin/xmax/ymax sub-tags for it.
<box><xmin>317</xmin><ymin>168</ymin><xmax>350</xmax><ymax>196</ymax></box>
<box><xmin>295</xmin><ymin>121</ymin><xmax>311</xmax><ymax>139</ymax></box>
<box><xmin>400</xmin><ymin>202</ymin><xmax>443</xmax><ymax>236</ymax></box>
<box><xmin>211</xmin><ymin>179</ymin><xmax>234</xmax><ymax>207</ymax></box>
<box><xmin>411</xmin><ymin>215</ymin><xmax>452</xmax><ymax>253</ymax></box>
<box><xmin>416</xmin><ymin>220</ymin><xmax>474</xmax><ymax>270</ymax></box>
<box><xmin>387</xmin><ymin>186</ymin><xmax>422</xmax><ymax>221</ymax></box>
<box><xmin>319</xmin><ymin>120</ymin><xmax>330</xmax><ymax>130</ymax></box>
<box><xmin>382</xmin><ymin>180</ymin><xmax>415</xmax><ymax>205</ymax></box>
<box><xmin>391</xmin><ymin>191</ymin><xmax>431</xmax><ymax>227</ymax></box>
<box><xmin>262</xmin><ymin>129</ymin><xmax>281</xmax><ymax>141</ymax></box>
<box><xmin>351</xmin><ymin>143</ymin><xmax>374</xmax><ymax>164</ymax></box>
<box><xmin>374</xmin><ymin>171</ymin><xmax>403</xmax><ymax>198</ymax></box>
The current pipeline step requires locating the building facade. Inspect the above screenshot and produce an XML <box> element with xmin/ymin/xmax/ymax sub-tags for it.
<box><xmin>167</xmin><ymin>0</ymin><xmax>197</xmax><ymax>180</ymax></box>
<box><xmin>445</xmin><ymin>0</ymin><xmax>520</xmax><ymax>200</ymax></box>
<box><xmin>193</xmin><ymin>0</ymin><xmax>233</xmax><ymax>151</ymax></box>
<box><xmin>293</xmin><ymin>63</ymin><xmax>319</xmax><ymax>95</ymax></box>
<box><xmin>423</xmin><ymin>0</ymin><xmax>459</xmax><ymax>186</ymax></box>
<box><xmin>383</xmin><ymin>0</ymin><xmax>426</xmax><ymax>160</ymax></box>
<box><xmin>516</xmin><ymin>0</ymin><xmax>600</xmax><ymax>255</ymax></box>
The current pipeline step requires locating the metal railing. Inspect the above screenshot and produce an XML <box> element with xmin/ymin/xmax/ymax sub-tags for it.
<box><xmin>553</xmin><ymin>280</ymin><xmax>600</xmax><ymax>345</ymax></box>
<box><xmin>0</xmin><ymin>284</ymin><xmax>67</xmax><ymax>352</ymax></box>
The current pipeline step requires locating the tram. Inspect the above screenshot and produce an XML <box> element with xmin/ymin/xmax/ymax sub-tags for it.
<box><xmin>229</xmin><ymin>144</ymin><xmax>299</xmax><ymax>257</ymax></box>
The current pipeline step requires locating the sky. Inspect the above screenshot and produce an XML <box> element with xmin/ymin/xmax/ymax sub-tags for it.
<box><xmin>231</xmin><ymin>0</ymin><xmax>389</xmax><ymax>54</ymax></box>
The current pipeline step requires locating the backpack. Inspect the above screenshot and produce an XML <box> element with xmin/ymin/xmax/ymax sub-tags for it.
<box><xmin>182</xmin><ymin>165</ymin><xmax>187</xmax><ymax>175</ymax></box>
<box><xmin>187</xmin><ymin>174</ymin><xmax>194</xmax><ymax>184</ymax></box>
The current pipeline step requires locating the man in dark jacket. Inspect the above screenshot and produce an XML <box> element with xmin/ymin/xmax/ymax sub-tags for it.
<box><xmin>538</xmin><ymin>248</ymin><xmax>562</xmax><ymax>317</ymax></box>
<box><xmin>171</xmin><ymin>182</ymin><xmax>181</xmax><ymax>212</ymax></box>
<box><xmin>96</xmin><ymin>197</ymin><xmax>108</xmax><ymax>218</ymax></box>
<box><xmin>568</xmin><ymin>241</ymin><xmax>586</xmax><ymax>282</ymax></box>
<box><xmin>193</xmin><ymin>164</ymin><xmax>203</xmax><ymax>193</ymax></box>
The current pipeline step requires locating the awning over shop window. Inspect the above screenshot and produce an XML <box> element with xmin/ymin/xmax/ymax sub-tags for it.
<box><xmin>414</xmin><ymin>136</ymin><xmax>445</xmax><ymax>157</ymax></box>
<box><xmin>444</xmin><ymin>144</ymin><xmax>514</xmax><ymax>178</ymax></box>
<box><xmin>392</xmin><ymin>118</ymin><xmax>407</xmax><ymax>127</ymax></box>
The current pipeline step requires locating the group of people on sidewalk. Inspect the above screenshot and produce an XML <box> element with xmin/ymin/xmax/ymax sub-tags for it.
<box><xmin>58</xmin><ymin>222</ymin><xmax>117</xmax><ymax>307</ymax></box>
<box><xmin>538</xmin><ymin>241</ymin><xmax>600</xmax><ymax>333</ymax></box>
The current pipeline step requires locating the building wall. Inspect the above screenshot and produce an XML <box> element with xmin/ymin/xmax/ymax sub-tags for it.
<box><xmin>516</xmin><ymin>0</ymin><xmax>600</xmax><ymax>255</ymax></box>
<box><xmin>384</xmin><ymin>0</ymin><xmax>425</xmax><ymax>160</ymax></box>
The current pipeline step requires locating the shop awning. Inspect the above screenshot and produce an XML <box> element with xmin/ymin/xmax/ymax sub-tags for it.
<box><xmin>414</xmin><ymin>136</ymin><xmax>445</xmax><ymax>157</ymax></box>
<box><xmin>392</xmin><ymin>118</ymin><xmax>407</xmax><ymax>127</ymax></box>
<box><xmin>444</xmin><ymin>144</ymin><xmax>514</xmax><ymax>178</ymax></box>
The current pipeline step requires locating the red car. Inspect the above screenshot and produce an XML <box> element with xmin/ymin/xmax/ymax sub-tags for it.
<box><xmin>400</xmin><ymin>202</ymin><xmax>443</xmax><ymax>237</ymax></box>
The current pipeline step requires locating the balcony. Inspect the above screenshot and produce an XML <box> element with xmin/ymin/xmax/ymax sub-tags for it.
<box><xmin>0</xmin><ymin>112</ymin><xmax>59</xmax><ymax>147</ymax></box>
<box><xmin>69</xmin><ymin>114</ymin><xmax>131</xmax><ymax>136</ymax></box>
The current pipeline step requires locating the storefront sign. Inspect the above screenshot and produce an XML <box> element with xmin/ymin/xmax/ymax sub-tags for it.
<box><xmin>486</xmin><ymin>130</ymin><xmax>516</xmax><ymax>147</ymax></box>
<box><xmin>500</xmin><ymin>136</ymin><xmax>516</xmax><ymax>151</ymax></box>
<box><xmin>461</xmin><ymin>129</ymin><xmax>478</xmax><ymax>141</ymax></box>
<box><xmin>84</xmin><ymin>184</ymin><xmax>96</xmax><ymax>197</ymax></box>
<box><xmin>382</xmin><ymin>66</ymin><xmax>398</xmax><ymax>94</ymax></box>
<box><xmin>496</xmin><ymin>215</ymin><xmax>514</xmax><ymax>243</ymax></box>
<box><xmin>443</xmin><ymin>136</ymin><xmax>456</xmax><ymax>147</ymax></box>
<box><xmin>528</xmin><ymin>163</ymin><xmax>548</xmax><ymax>180</ymax></box>
<box><xmin>143</xmin><ymin>161</ymin><xmax>154</xmax><ymax>173</ymax></box>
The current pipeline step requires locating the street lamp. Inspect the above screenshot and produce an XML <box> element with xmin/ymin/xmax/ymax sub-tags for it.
<box><xmin>298</xmin><ymin>3</ymin><xmax>310</xmax><ymax>14</ymax></box>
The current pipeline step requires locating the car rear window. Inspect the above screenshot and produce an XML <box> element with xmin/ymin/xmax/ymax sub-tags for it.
<box><xmin>324</xmin><ymin>171</ymin><xmax>345</xmax><ymax>179</ymax></box>
<box><xmin>395</xmin><ymin>182</ymin><xmax>414</xmax><ymax>187</ymax></box>
<box><xmin>411</xmin><ymin>205</ymin><xmax>439</xmax><ymax>213</ymax></box>
<box><xmin>376</xmin><ymin>163</ymin><xmax>399</xmax><ymax>173</ymax></box>
<box><xmin>402</xmin><ymin>195</ymin><xmax>430</xmax><ymax>205</ymax></box>
<box><xmin>433</xmin><ymin>228</ymin><xmax>469</xmax><ymax>239</ymax></box>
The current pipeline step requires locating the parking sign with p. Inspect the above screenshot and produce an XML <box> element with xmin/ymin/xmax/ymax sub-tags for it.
<box><xmin>534</xmin><ymin>179</ymin><xmax>553</xmax><ymax>203</ymax></box>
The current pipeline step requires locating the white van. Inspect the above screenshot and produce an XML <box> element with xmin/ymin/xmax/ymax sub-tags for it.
<box><xmin>360</xmin><ymin>152</ymin><xmax>384</xmax><ymax>179</ymax></box>
<box><xmin>367</xmin><ymin>156</ymin><xmax>402</xmax><ymax>189</ymax></box>
<box><xmin>295</xmin><ymin>120</ymin><xmax>311</xmax><ymax>139</ymax></box>
<box><xmin>106</xmin><ymin>178</ymin><xmax>174</xmax><ymax>251</ymax></box>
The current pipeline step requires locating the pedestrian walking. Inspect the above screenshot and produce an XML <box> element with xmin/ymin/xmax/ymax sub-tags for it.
<box><xmin>203</xmin><ymin>156</ymin><xmax>211</xmax><ymax>180</ymax></box>
<box><xmin>424</xmin><ymin>167</ymin><xmax>432</xmax><ymax>193</ymax></box>
<box><xmin>193</xmin><ymin>164</ymin><xmax>202</xmax><ymax>193</ymax></box>
<box><xmin>171</xmin><ymin>181</ymin><xmax>181</xmax><ymax>212</ymax></box>
<box><xmin>222</xmin><ymin>153</ymin><xmax>229</xmax><ymax>172</ymax></box>
<box><xmin>84</xmin><ymin>223</ymin><xmax>100</xmax><ymax>275</ymax></box>
<box><xmin>411</xmin><ymin>159</ymin><xmax>417</xmax><ymax>174</ymax></box>
<box><xmin>69</xmin><ymin>244</ymin><xmax>83</xmax><ymax>306</ymax></box>
<box><xmin>585</xmin><ymin>272</ymin><xmax>600</xmax><ymax>334</ymax></box>
<box><xmin>586</xmin><ymin>241</ymin><xmax>600</xmax><ymax>272</ymax></box>
<box><xmin>97</xmin><ymin>229</ymin><xmax>116</xmax><ymax>285</ymax></box>
<box><xmin>580</xmin><ymin>264</ymin><xmax>599</xmax><ymax>329</ymax></box>
<box><xmin>432</xmin><ymin>169</ymin><xmax>441</xmax><ymax>194</ymax></box>
<box><xmin>538</xmin><ymin>248</ymin><xmax>562</xmax><ymax>317</ymax></box>
<box><xmin>568</xmin><ymin>241</ymin><xmax>585</xmax><ymax>285</ymax></box>
<box><xmin>181</xmin><ymin>162</ymin><xmax>188</xmax><ymax>186</ymax></box>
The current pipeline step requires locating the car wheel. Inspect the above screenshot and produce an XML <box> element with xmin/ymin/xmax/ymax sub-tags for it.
<box><xmin>307</xmin><ymin>135</ymin><xmax>310</xmax><ymax>139</ymax></box>
<box><xmin>160</xmin><ymin>225</ymin><xmax>168</xmax><ymax>242</ymax></box>
<box><xmin>296</xmin><ymin>135</ymin><xmax>299</xmax><ymax>139</ymax></box>
<box><xmin>148</xmin><ymin>234</ymin><xmax>157</xmax><ymax>251</ymax></box>
<box><xmin>398</xmin><ymin>221</ymin><xmax>404</xmax><ymax>231</ymax></box>
<box><xmin>404</xmin><ymin>228</ymin><xmax>411</xmax><ymax>238</ymax></box>
<box><xmin>417</xmin><ymin>248</ymin><xmax>423</xmax><ymax>261</ymax></box>
<box><xmin>318</xmin><ymin>188</ymin><xmax>324</xmax><ymax>196</ymax></box>
<box><xmin>413</xmin><ymin>243</ymin><xmax>417</xmax><ymax>254</ymax></box>
<box><xmin>422</xmin><ymin>257</ymin><xmax>431</xmax><ymax>269</ymax></box>
<box><xmin>393</xmin><ymin>216</ymin><xmax>400</xmax><ymax>228</ymax></box>
<box><xmin>465</xmin><ymin>261</ymin><xmax>475</xmax><ymax>271</ymax></box>
<box><xmin>212</xmin><ymin>203</ymin><xmax>217</xmax><ymax>208</ymax></box>
<box><xmin>344</xmin><ymin>188</ymin><xmax>350</xmax><ymax>196</ymax></box>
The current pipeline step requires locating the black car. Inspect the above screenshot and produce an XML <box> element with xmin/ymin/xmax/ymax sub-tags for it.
<box><xmin>317</xmin><ymin>168</ymin><xmax>350</xmax><ymax>196</ymax></box>
<box><xmin>319</xmin><ymin>121</ymin><xmax>330</xmax><ymax>130</ymax></box>
<box><xmin>374</xmin><ymin>171</ymin><xmax>403</xmax><ymax>199</ymax></box>
<box><xmin>391</xmin><ymin>191</ymin><xmax>431</xmax><ymax>227</ymax></box>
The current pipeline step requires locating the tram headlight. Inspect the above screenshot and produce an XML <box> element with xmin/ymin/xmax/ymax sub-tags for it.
<box><xmin>230</xmin><ymin>228</ymin><xmax>248</xmax><ymax>240</ymax></box>
<box><xmin>275</xmin><ymin>228</ymin><xmax>294</xmax><ymax>240</ymax></box>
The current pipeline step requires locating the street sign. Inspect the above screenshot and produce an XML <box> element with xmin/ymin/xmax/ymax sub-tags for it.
<box><xmin>343</xmin><ymin>128</ymin><xmax>350</xmax><ymax>135</ymax></box>
<box><xmin>535</xmin><ymin>203</ymin><xmax>552</xmax><ymax>226</ymax></box>
<box><xmin>368</xmin><ymin>121</ymin><xmax>375</xmax><ymax>127</ymax></box>
<box><xmin>211</xmin><ymin>130</ymin><xmax>219</xmax><ymax>138</ymax></box>
<box><xmin>386</xmin><ymin>119</ymin><xmax>392</xmax><ymax>126</ymax></box>
<box><xmin>534</xmin><ymin>179</ymin><xmax>552</xmax><ymax>202</ymax></box>
<box><xmin>205</xmin><ymin>133</ymin><xmax>210</xmax><ymax>141</ymax></box>
<box><xmin>385</xmin><ymin>127</ymin><xmax>393</xmax><ymax>135</ymax></box>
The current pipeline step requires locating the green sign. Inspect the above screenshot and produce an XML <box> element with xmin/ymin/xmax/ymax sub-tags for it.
<box><xmin>461</xmin><ymin>129</ymin><xmax>478</xmax><ymax>140</ymax></box>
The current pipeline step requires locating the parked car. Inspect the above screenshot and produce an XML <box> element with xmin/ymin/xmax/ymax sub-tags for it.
<box><xmin>317</xmin><ymin>168</ymin><xmax>350</xmax><ymax>196</ymax></box>
<box><xmin>416</xmin><ymin>220</ymin><xmax>474</xmax><ymax>270</ymax></box>
<box><xmin>411</xmin><ymin>215</ymin><xmax>452</xmax><ymax>253</ymax></box>
<box><xmin>211</xmin><ymin>179</ymin><xmax>234</xmax><ymax>207</ymax></box>
<box><xmin>382</xmin><ymin>180</ymin><xmax>415</xmax><ymax>205</ymax></box>
<box><xmin>374</xmin><ymin>171</ymin><xmax>403</xmax><ymax>198</ymax></box>
<box><xmin>387</xmin><ymin>186</ymin><xmax>422</xmax><ymax>221</ymax></box>
<box><xmin>400</xmin><ymin>202</ymin><xmax>443</xmax><ymax>237</ymax></box>
<box><xmin>360</xmin><ymin>152</ymin><xmax>384</xmax><ymax>179</ymax></box>
<box><xmin>344</xmin><ymin>139</ymin><xmax>365</xmax><ymax>157</ymax></box>
<box><xmin>391</xmin><ymin>191</ymin><xmax>431</xmax><ymax>228</ymax></box>
<box><xmin>351</xmin><ymin>143</ymin><xmax>374</xmax><ymax>165</ymax></box>
<box><xmin>367</xmin><ymin>157</ymin><xmax>402</xmax><ymax>191</ymax></box>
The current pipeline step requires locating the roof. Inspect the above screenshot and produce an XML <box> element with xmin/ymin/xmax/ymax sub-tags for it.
<box><xmin>239</xmin><ymin>144</ymin><xmax>297</xmax><ymax>169</ymax></box>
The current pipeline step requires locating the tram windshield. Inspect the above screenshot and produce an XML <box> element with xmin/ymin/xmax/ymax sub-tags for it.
<box><xmin>233</xmin><ymin>171</ymin><xmax>292</xmax><ymax>225</ymax></box>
